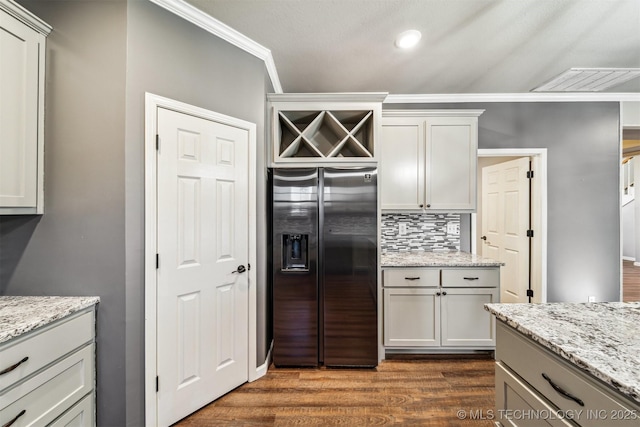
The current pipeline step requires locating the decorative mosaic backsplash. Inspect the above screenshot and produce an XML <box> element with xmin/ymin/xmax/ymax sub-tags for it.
<box><xmin>381</xmin><ymin>213</ymin><xmax>460</xmax><ymax>252</ymax></box>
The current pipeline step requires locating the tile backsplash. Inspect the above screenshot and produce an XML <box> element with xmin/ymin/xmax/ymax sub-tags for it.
<box><xmin>381</xmin><ymin>213</ymin><xmax>460</xmax><ymax>252</ymax></box>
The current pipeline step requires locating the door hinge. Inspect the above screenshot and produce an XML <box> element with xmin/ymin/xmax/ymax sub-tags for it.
<box><xmin>156</xmin><ymin>134</ymin><xmax>160</xmax><ymax>151</ymax></box>
<box><xmin>526</xmin><ymin>170</ymin><xmax>534</xmax><ymax>179</ymax></box>
<box><xmin>156</xmin><ymin>376</ymin><xmax>159</xmax><ymax>392</ymax></box>
<box><xmin>156</xmin><ymin>254</ymin><xmax>159</xmax><ymax>269</ymax></box>
<box><xmin>526</xmin><ymin>229</ymin><xmax>534</xmax><ymax>238</ymax></box>
<box><xmin>526</xmin><ymin>289</ymin><xmax>534</xmax><ymax>298</ymax></box>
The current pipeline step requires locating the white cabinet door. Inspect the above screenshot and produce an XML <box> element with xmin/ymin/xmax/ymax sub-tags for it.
<box><xmin>440</xmin><ymin>287</ymin><xmax>497</xmax><ymax>347</ymax></box>
<box><xmin>383</xmin><ymin>287</ymin><xmax>440</xmax><ymax>347</ymax></box>
<box><xmin>380</xmin><ymin>111</ymin><xmax>481</xmax><ymax>212</ymax></box>
<box><xmin>425</xmin><ymin>116</ymin><xmax>478</xmax><ymax>211</ymax></box>
<box><xmin>380</xmin><ymin>117</ymin><xmax>425</xmax><ymax>210</ymax></box>
<box><xmin>0</xmin><ymin>1</ymin><xmax>49</xmax><ymax>214</ymax></box>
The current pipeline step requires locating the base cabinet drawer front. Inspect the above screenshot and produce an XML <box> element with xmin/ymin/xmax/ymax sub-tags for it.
<box><xmin>497</xmin><ymin>324</ymin><xmax>640</xmax><ymax>427</ymax></box>
<box><xmin>383</xmin><ymin>288</ymin><xmax>440</xmax><ymax>346</ymax></box>
<box><xmin>383</xmin><ymin>268</ymin><xmax>440</xmax><ymax>287</ymax></box>
<box><xmin>440</xmin><ymin>288</ymin><xmax>497</xmax><ymax>347</ymax></box>
<box><xmin>0</xmin><ymin>344</ymin><xmax>94</xmax><ymax>427</ymax></box>
<box><xmin>496</xmin><ymin>362</ymin><xmax>576</xmax><ymax>427</ymax></box>
<box><xmin>0</xmin><ymin>311</ymin><xmax>94</xmax><ymax>391</ymax></box>
<box><xmin>441</xmin><ymin>268</ymin><xmax>499</xmax><ymax>288</ymax></box>
<box><xmin>49</xmin><ymin>393</ymin><xmax>94</xmax><ymax>427</ymax></box>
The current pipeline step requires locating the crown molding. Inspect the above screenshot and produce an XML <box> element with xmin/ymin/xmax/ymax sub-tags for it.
<box><xmin>384</xmin><ymin>92</ymin><xmax>640</xmax><ymax>104</ymax></box>
<box><xmin>267</xmin><ymin>92</ymin><xmax>388</xmax><ymax>103</ymax></box>
<box><xmin>149</xmin><ymin>0</ymin><xmax>283</xmax><ymax>93</ymax></box>
<box><xmin>382</xmin><ymin>109</ymin><xmax>484</xmax><ymax>117</ymax></box>
<box><xmin>0</xmin><ymin>0</ymin><xmax>51</xmax><ymax>35</ymax></box>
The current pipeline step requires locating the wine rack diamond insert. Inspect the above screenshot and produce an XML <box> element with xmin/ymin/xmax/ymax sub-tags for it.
<box><xmin>277</xmin><ymin>110</ymin><xmax>374</xmax><ymax>159</ymax></box>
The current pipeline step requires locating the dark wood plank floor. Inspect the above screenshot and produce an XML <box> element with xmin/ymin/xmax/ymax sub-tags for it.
<box><xmin>174</xmin><ymin>356</ymin><xmax>495</xmax><ymax>426</ymax></box>
<box><xmin>623</xmin><ymin>260</ymin><xmax>640</xmax><ymax>302</ymax></box>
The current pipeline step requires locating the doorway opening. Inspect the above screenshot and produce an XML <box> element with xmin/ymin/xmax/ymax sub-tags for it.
<box><xmin>471</xmin><ymin>149</ymin><xmax>547</xmax><ymax>303</ymax></box>
<box><xmin>143</xmin><ymin>93</ymin><xmax>260</xmax><ymax>426</ymax></box>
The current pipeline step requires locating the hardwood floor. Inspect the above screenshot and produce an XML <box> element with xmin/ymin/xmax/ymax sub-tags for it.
<box><xmin>174</xmin><ymin>356</ymin><xmax>495</xmax><ymax>426</ymax></box>
<box><xmin>623</xmin><ymin>259</ymin><xmax>640</xmax><ymax>302</ymax></box>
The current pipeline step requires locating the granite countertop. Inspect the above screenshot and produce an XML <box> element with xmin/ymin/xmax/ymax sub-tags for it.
<box><xmin>486</xmin><ymin>302</ymin><xmax>640</xmax><ymax>404</ymax></box>
<box><xmin>381</xmin><ymin>251</ymin><xmax>504</xmax><ymax>267</ymax></box>
<box><xmin>0</xmin><ymin>296</ymin><xmax>100</xmax><ymax>344</ymax></box>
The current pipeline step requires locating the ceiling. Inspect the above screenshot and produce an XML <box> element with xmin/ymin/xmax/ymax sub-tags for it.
<box><xmin>185</xmin><ymin>0</ymin><xmax>640</xmax><ymax>95</ymax></box>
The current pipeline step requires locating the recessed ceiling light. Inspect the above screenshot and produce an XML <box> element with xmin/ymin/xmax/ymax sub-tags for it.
<box><xmin>395</xmin><ymin>30</ymin><xmax>421</xmax><ymax>49</ymax></box>
<box><xmin>532</xmin><ymin>68</ymin><xmax>640</xmax><ymax>92</ymax></box>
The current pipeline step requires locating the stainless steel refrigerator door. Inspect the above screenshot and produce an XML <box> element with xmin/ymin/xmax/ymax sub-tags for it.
<box><xmin>272</xmin><ymin>168</ymin><xmax>319</xmax><ymax>366</ymax></box>
<box><xmin>322</xmin><ymin>167</ymin><xmax>378</xmax><ymax>367</ymax></box>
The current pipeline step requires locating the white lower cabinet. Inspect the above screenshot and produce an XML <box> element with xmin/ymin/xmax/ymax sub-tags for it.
<box><xmin>49</xmin><ymin>394</ymin><xmax>94</xmax><ymax>427</ymax></box>
<box><xmin>0</xmin><ymin>309</ymin><xmax>96</xmax><ymax>427</ymax></box>
<box><xmin>383</xmin><ymin>267</ymin><xmax>499</xmax><ymax>350</ymax></box>
<box><xmin>384</xmin><ymin>287</ymin><xmax>440</xmax><ymax>347</ymax></box>
<box><xmin>440</xmin><ymin>287</ymin><xmax>498</xmax><ymax>347</ymax></box>
<box><xmin>495</xmin><ymin>362</ymin><xmax>575</xmax><ymax>427</ymax></box>
<box><xmin>495</xmin><ymin>322</ymin><xmax>640</xmax><ymax>427</ymax></box>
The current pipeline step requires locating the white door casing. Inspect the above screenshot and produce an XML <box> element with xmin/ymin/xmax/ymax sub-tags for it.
<box><xmin>144</xmin><ymin>94</ymin><xmax>258</xmax><ymax>427</ymax></box>
<box><xmin>481</xmin><ymin>158</ymin><xmax>531</xmax><ymax>303</ymax></box>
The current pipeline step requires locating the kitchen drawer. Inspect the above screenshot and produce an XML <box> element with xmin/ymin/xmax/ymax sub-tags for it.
<box><xmin>0</xmin><ymin>344</ymin><xmax>94</xmax><ymax>427</ymax></box>
<box><xmin>49</xmin><ymin>393</ymin><xmax>94</xmax><ymax>427</ymax></box>
<box><xmin>383</xmin><ymin>268</ymin><xmax>439</xmax><ymax>287</ymax></box>
<box><xmin>0</xmin><ymin>310</ymin><xmax>94</xmax><ymax>391</ymax></box>
<box><xmin>441</xmin><ymin>267</ymin><xmax>499</xmax><ymax>288</ymax></box>
<box><xmin>497</xmin><ymin>323</ymin><xmax>640</xmax><ymax>427</ymax></box>
<box><xmin>495</xmin><ymin>362</ymin><xmax>576</xmax><ymax>427</ymax></box>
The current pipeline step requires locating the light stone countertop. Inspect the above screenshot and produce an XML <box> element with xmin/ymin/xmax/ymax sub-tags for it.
<box><xmin>381</xmin><ymin>250</ymin><xmax>504</xmax><ymax>267</ymax></box>
<box><xmin>0</xmin><ymin>296</ymin><xmax>100</xmax><ymax>344</ymax></box>
<box><xmin>485</xmin><ymin>302</ymin><xmax>640</xmax><ymax>404</ymax></box>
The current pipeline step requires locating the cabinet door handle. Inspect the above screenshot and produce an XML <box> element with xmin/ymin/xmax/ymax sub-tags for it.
<box><xmin>541</xmin><ymin>373</ymin><xmax>584</xmax><ymax>406</ymax></box>
<box><xmin>0</xmin><ymin>357</ymin><xmax>28</xmax><ymax>376</ymax></box>
<box><xmin>3</xmin><ymin>409</ymin><xmax>26</xmax><ymax>427</ymax></box>
<box><xmin>404</xmin><ymin>277</ymin><xmax>420</xmax><ymax>281</ymax></box>
<box><xmin>436</xmin><ymin>292</ymin><xmax>441</xmax><ymax>296</ymax></box>
<box><xmin>442</xmin><ymin>291</ymin><xmax>447</xmax><ymax>296</ymax></box>
<box><xmin>463</xmin><ymin>277</ymin><xmax>479</xmax><ymax>280</ymax></box>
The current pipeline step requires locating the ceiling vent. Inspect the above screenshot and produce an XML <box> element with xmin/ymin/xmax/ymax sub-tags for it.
<box><xmin>532</xmin><ymin>68</ymin><xmax>640</xmax><ymax>92</ymax></box>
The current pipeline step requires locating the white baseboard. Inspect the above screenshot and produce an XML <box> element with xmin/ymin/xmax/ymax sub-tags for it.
<box><xmin>623</xmin><ymin>256</ymin><xmax>636</xmax><ymax>262</ymax></box>
<box><xmin>252</xmin><ymin>340</ymin><xmax>273</xmax><ymax>381</ymax></box>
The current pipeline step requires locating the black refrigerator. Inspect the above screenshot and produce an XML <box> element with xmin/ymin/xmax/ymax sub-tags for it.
<box><xmin>270</xmin><ymin>167</ymin><xmax>378</xmax><ymax>367</ymax></box>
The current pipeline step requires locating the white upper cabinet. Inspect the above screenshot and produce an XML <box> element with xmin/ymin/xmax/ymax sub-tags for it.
<box><xmin>380</xmin><ymin>110</ymin><xmax>483</xmax><ymax>212</ymax></box>
<box><xmin>268</xmin><ymin>93</ymin><xmax>386</xmax><ymax>166</ymax></box>
<box><xmin>0</xmin><ymin>0</ymin><xmax>51</xmax><ymax>214</ymax></box>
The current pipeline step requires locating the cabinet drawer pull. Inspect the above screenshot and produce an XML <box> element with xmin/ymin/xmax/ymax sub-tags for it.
<box><xmin>541</xmin><ymin>373</ymin><xmax>584</xmax><ymax>406</ymax></box>
<box><xmin>3</xmin><ymin>409</ymin><xmax>26</xmax><ymax>427</ymax></box>
<box><xmin>404</xmin><ymin>277</ymin><xmax>420</xmax><ymax>281</ymax></box>
<box><xmin>463</xmin><ymin>277</ymin><xmax>479</xmax><ymax>280</ymax></box>
<box><xmin>0</xmin><ymin>356</ymin><xmax>29</xmax><ymax>375</ymax></box>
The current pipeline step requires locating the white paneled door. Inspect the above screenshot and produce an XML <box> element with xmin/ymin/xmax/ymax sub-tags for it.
<box><xmin>156</xmin><ymin>107</ymin><xmax>249</xmax><ymax>426</ymax></box>
<box><xmin>481</xmin><ymin>157</ymin><xmax>530</xmax><ymax>303</ymax></box>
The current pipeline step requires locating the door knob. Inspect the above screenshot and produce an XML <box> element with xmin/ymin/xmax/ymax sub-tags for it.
<box><xmin>481</xmin><ymin>236</ymin><xmax>487</xmax><ymax>240</ymax></box>
<box><xmin>232</xmin><ymin>265</ymin><xmax>246</xmax><ymax>274</ymax></box>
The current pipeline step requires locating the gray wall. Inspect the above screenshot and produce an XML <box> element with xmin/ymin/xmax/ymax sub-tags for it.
<box><xmin>3</xmin><ymin>1</ymin><xmax>128</xmax><ymax>425</ymax></box>
<box><xmin>1</xmin><ymin>1</ymin><xmax>270</xmax><ymax>426</ymax></box>
<box><xmin>388</xmin><ymin>102</ymin><xmax>621</xmax><ymax>302</ymax></box>
<box><xmin>124</xmin><ymin>1</ymin><xmax>269</xmax><ymax>426</ymax></box>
